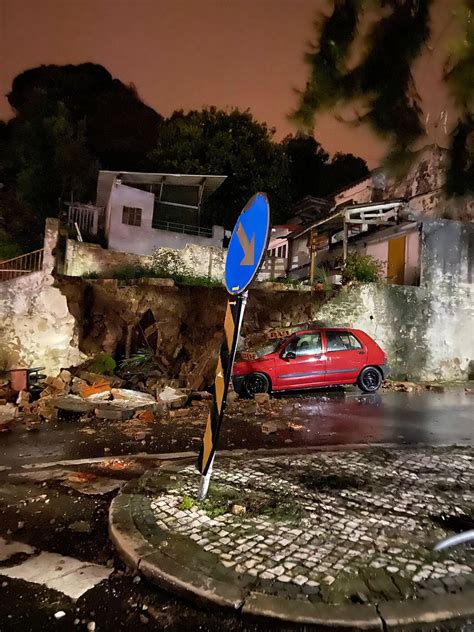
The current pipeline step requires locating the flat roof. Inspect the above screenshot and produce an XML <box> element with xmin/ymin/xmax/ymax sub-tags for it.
<box><xmin>96</xmin><ymin>171</ymin><xmax>227</xmax><ymax>208</ymax></box>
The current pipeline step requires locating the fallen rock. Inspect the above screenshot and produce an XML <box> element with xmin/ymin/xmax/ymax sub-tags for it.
<box><xmin>169</xmin><ymin>408</ymin><xmax>189</xmax><ymax>418</ymax></box>
<box><xmin>231</xmin><ymin>504</ymin><xmax>246</xmax><ymax>516</ymax></box>
<box><xmin>191</xmin><ymin>391</ymin><xmax>213</xmax><ymax>401</ymax></box>
<box><xmin>44</xmin><ymin>376</ymin><xmax>66</xmax><ymax>392</ymax></box>
<box><xmin>254</xmin><ymin>392</ymin><xmax>270</xmax><ymax>405</ymax></box>
<box><xmin>70</xmin><ymin>377</ymin><xmax>88</xmax><ymax>394</ymax></box>
<box><xmin>158</xmin><ymin>386</ymin><xmax>188</xmax><ymax>409</ymax></box>
<box><xmin>226</xmin><ymin>391</ymin><xmax>239</xmax><ymax>405</ymax></box>
<box><xmin>59</xmin><ymin>369</ymin><xmax>73</xmax><ymax>384</ymax></box>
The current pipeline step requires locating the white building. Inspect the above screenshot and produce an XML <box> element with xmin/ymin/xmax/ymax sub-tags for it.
<box><xmin>68</xmin><ymin>170</ymin><xmax>227</xmax><ymax>257</ymax></box>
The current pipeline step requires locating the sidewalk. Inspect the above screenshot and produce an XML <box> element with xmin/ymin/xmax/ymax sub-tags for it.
<box><xmin>110</xmin><ymin>446</ymin><xmax>474</xmax><ymax>629</ymax></box>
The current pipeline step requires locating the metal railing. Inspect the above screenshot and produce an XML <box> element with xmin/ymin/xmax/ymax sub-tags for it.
<box><xmin>152</xmin><ymin>219</ymin><xmax>213</xmax><ymax>238</ymax></box>
<box><xmin>0</xmin><ymin>248</ymin><xmax>44</xmax><ymax>282</ymax></box>
<box><xmin>67</xmin><ymin>204</ymin><xmax>105</xmax><ymax>236</ymax></box>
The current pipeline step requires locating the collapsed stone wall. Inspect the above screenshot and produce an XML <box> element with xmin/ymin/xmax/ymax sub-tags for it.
<box><xmin>0</xmin><ymin>220</ymin><xmax>85</xmax><ymax>374</ymax></box>
<box><xmin>58</xmin><ymin>278</ymin><xmax>322</xmax><ymax>389</ymax></box>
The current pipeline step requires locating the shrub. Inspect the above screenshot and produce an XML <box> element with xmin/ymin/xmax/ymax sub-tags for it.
<box><xmin>341</xmin><ymin>252</ymin><xmax>382</xmax><ymax>283</ymax></box>
<box><xmin>88</xmin><ymin>352</ymin><xmax>116</xmax><ymax>375</ymax></box>
<box><xmin>152</xmin><ymin>249</ymin><xmax>191</xmax><ymax>278</ymax></box>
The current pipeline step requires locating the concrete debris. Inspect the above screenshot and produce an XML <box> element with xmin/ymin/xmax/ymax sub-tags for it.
<box><xmin>158</xmin><ymin>386</ymin><xmax>188</xmax><ymax>409</ymax></box>
<box><xmin>382</xmin><ymin>381</ymin><xmax>422</xmax><ymax>393</ymax></box>
<box><xmin>94</xmin><ymin>406</ymin><xmax>133</xmax><ymax>421</ymax></box>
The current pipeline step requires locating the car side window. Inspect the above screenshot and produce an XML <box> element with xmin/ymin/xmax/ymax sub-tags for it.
<box><xmin>325</xmin><ymin>331</ymin><xmax>362</xmax><ymax>352</ymax></box>
<box><xmin>287</xmin><ymin>333</ymin><xmax>322</xmax><ymax>356</ymax></box>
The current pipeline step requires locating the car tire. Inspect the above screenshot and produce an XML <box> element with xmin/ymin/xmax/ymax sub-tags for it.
<box><xmin>357</xmin><ymin>366</ymin><xmax>382</xmax><ymax>393</ymax></box>
<box><xmin>244</xmin><ymin>372</ymin><xmax>271</xmax><ymax>397</ymax></box>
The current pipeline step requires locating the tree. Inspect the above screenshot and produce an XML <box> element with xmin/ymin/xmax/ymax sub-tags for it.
<box><xmin>291</xmin><ymin>0</ymin><xmax>473</xmax><ymax>195</ymax></box>
<box><xmin>282</xmin><ymin>134</ymin><xmax>368</xmax><ymax>200</ymax></box>
<box><xmin>149</xmin><ymin>107</ymin><xmax>292</xmax><ymax>227</ymax></box>
<box><xmin>1</xmin><ymin>64</ymin><xmax>162</xmax><ymax>249</ymax></box>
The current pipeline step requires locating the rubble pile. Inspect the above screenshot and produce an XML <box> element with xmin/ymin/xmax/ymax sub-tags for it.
<box><xmin>0</xmin><ymin>364</ymin><xmax>215</xmax><ymax>429</ymax></box>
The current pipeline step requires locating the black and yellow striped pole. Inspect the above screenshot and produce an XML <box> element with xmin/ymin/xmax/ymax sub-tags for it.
<box><xmin>197</xmin><ymin>192</ymin><xmax>270</xmax><ymax>500</ymax></box>
<box><xmin>197</xmin><ymin>292</ymin><xmax>247</xmax><ymax>498</ymax></box>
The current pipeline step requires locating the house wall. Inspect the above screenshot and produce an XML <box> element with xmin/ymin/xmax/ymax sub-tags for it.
<box><xmin>290</xmin><ymin>224</ymin><xmax>420</xmax><ymax>286</ymax></box>
<box><xmin>0</xmin><ymin>219</ymin><xmax>85</xmax><ymax>374</ymax></box>
<box><xmin>107</xmin><ymin>182</ymin><xmax>225</xmax><ymax>255</ymax></box>
<box><xmin>288</xmin><ymin>233</ymin><xmax>311</xmax><ymax>278</ymax></box>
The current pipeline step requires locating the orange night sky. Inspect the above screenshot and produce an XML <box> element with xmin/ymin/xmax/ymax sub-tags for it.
<box><xmin>0</xmin><ymin>0</ymin><xmax>459</xmax><ymax>168</ymax></box>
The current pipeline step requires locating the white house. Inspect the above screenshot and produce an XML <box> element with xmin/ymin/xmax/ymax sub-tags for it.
<box><xmin>68</xmin><ymin>170</ymin><xmax>227</xmax><ymax>257</ymax></box>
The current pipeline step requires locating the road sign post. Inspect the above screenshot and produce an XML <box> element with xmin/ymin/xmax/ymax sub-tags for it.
<box><xmin>197</xmin><ymin>193</ymin><xmax>270</xmax><ymax>499</ymax></box>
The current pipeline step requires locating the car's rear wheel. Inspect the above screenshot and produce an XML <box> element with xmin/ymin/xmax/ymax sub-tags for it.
<box><xmin>244</xmin><ymin>372</ymin><xmax>270</xmax><ymax>397</ymax></box>
<box><xmin>358</xmin><ymin>366</ymin><xmax>382</xmax><ymax>393</ymax></box>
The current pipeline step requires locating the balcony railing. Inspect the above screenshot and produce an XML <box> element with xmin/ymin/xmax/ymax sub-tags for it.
<box><xmin>0</xmin><ymin>248</ymin><xmax>44</xmax><ymax>282</ymax></box>
<box><xmin>67</xmin><ymin>204</ymin><xmax>105</xmax><ymax>237</ymax></box>
<box><xmin>152</xmin><ymin>219</ymin><xmax>213</xmax><ymax>238</ymax></box>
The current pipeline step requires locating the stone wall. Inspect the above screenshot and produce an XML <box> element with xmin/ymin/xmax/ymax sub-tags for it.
<box><xmin>64</xmin><ymin>238</ymin><xmax>284</xmax><ymax>282</ymax></box>
<box><xmin>0</xmin><ymin>219</ymin><xmax>85</xmax><ymax>374</ymax></box>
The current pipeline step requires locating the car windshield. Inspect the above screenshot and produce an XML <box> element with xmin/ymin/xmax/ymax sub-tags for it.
<box><xmin>241</xmin><ymin>338</ymin><xmax>286</xmax><ymax>359</ymax></box>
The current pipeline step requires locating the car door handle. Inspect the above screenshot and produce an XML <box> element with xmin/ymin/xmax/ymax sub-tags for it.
<box><xmin>358</xmin><ymin>351</ymin><xmax>365</xmax><ymax>355</ymax></box>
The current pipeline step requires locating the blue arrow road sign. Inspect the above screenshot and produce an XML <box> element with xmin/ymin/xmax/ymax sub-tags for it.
<box><xmin>225</xmin><ymin>193</ymin><xmax>270</xmax><ymax>295</ymax></box>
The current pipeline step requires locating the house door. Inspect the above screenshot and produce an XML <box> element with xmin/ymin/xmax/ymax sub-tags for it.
<box><xmin>387</xmin><ymin>236</ymin><xmax>406</xmax><ymax>284</ymax></box>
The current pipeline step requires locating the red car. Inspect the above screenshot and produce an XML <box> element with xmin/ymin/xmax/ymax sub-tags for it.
<box><xmin>232</xmin><ymin>328</ymin><xmax>389</xmax><ymax>396</ymax></box>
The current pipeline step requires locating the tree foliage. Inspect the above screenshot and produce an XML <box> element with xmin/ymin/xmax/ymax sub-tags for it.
<box><xmin>149</xmin><ymin>107</ymin><xmax>292</xmax><ymax>227</ymax></box>
<box><xmin>282</xmin><ymin>134</ymin><xmax>368</xmax><ymax>201</ymax></box>
<box><xmin>292</xmin><ymin>0</ymin><xmax>473</xmax><ymax>194</ymax></box>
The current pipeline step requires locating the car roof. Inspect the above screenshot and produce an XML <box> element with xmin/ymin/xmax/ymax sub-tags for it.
<box><xmin>294</xmin><ymin>327</ymin><xmax>358</xmax><ymax>333</ymax></box>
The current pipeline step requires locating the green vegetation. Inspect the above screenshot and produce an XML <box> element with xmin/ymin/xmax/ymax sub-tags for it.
<box><xmin>119</xmin><ymin>348</ymin><xmax>155</xmax><ymax>373</ymax></box>
<box><xmin>187</xmin><ymin>484</ymin><xmax>306</xmax><ymax>523</ymax></box>
<box><xmin>341</xmin><ymin>252</ymin><xmax>382</xmax><ymax>284</ymax></box>
<box><xmin>292</xmin><ymin>0</ymin><xmax>473</xmax><ymax>193</ymax></box>
<box><xmin>87</xmin><ymin>352</ymin><xmax>116</xmax><ymax>375</ymax></box>
<box><xmin>180</xmin><ymin>495</ymin><xmax>195</xmax><ymax>510</ymax></box>
<box><xmin>314</xmin><ymin>266</ymin><xmax>332</xmax><ymax>292</ymax></box>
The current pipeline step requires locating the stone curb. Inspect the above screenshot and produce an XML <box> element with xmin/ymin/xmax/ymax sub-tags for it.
<box><xmin>109</xmin><ymin>472</ymin><xmax>474</xmax><ymax>630</ymax></box>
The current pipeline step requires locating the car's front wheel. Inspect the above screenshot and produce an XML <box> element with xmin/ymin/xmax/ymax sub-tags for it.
<box><xmin>244</xmin><ymin>372</ymin><xmax>271</xmax><ymax>397</ymax></box>
<box><xmin>357</xmin><ymin>366</ymin><xmax>382</xmax><ymax>393</ymax></box>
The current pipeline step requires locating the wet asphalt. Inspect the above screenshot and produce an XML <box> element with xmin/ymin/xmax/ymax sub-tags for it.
<box><xmin>0</xmin><ymin>390</ymin><xmax>472</xmax><ymax>470</ymax></box>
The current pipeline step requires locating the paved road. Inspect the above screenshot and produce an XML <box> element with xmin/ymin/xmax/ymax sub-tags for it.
<box><xmin>0</xmin><ymin>390</ymin><xmax>472</xmax><ymax>470</ymax></box>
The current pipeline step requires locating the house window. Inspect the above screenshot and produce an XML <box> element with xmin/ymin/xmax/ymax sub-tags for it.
<box><xmin>122</xmin><ymin>206</ymin><xmax>142</xmax><ymax>227</ymax></box>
